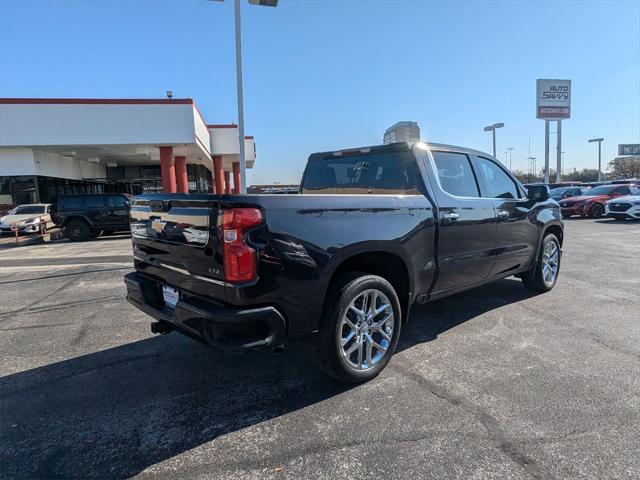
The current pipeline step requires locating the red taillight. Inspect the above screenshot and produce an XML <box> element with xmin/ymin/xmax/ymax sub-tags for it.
<box><xmin>221</xmin><ymin>208</ymin><xmax>262</xmax><ymax>283</ymax></box>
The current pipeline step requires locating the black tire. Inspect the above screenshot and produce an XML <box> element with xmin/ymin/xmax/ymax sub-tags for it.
<box><xmin>64</xmin><ymin>220</ymin><xmax>90</xmax><ymax>242</ymax></box>
<box><xmin>312</xmin><ymin>273</ymin><xmax>402</xmax><ymax>383</ymax></box>
<box><xmin>589</xmin><ymin>203</ymin><xmax>604</xmax><ymax>218</ymax></box>
<box><xmin>88</xmin><ymin>230</ymin><xmax>102</xmax><ymax>239</ymax></box>
<box><xmin>561</xmin><ymin>213</ymin><xmax>571</xmax><ymax>219</ymax></box>
<box><xmin>523</xmin><ymin>233</ymin><xmax>561</xmax><ymax>292</ymax></box>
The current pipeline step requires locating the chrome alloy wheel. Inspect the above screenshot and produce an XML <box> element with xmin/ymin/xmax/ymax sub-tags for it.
<box><xmin>542</xmin><ymin>240</ymin><xmax>559</xmax><ymax>286</ymax></box>
<box><xmin>338</xmin><ymin>289</ymin><xmax>394</xmax><ymax>371</ymax></box>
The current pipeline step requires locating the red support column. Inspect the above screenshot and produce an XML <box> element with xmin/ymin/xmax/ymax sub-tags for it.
<box><xmin>159</xmin><ymin>146</ymin><xmax>176</xmax><ymax>193</ymax></box>
<box><xmin>174</xmin><ymin>156</ymin><xmax>188</xmax><ymax>193</ymax></box>
<box><xmin>224</xmin><ymin>172</ymin><xmax>231</xmax><ymax>194</ymax></box>
<box><xmin>213</xmin><ymin>156</ymin><xmax>224</xmax><ymax>194</ymax></box>
<box><xmin>232</xmin><ymin>162</ymin><xmax>241</xmax><ymax>194</ymax></box>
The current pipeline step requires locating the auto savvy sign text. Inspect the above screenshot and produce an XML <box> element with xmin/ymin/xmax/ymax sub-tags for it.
<box><xmin>536</xmin><ymin>79</ymin><xmax>571</xmax><ymax>119</ymax></box>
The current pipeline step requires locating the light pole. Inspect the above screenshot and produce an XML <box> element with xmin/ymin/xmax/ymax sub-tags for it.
<box><xmin>588</xmin><ymin>138</ymin><xmax>604</xmax><ymax>182</ymax></box>
<box><xmin>484</xmin><ymin>122</ymin><xmax>505</xmax><ymax>159</ymax></box>
<box><xmin>507</xmin><ymin>147</ymin><xmax>514</xmax><ymax>172</ymax></box>
<box><xmin>211</xmin><ymin>0</ymin><xmax>278</xmax><ymax>193</ymax></box>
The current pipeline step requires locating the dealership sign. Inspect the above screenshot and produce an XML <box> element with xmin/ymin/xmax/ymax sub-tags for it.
<box><xmin>618</xmin><ymin>144</ymin><xmax>640</xmax><ymax>156</ymax></box>
<box><xmin>536</xmin><ymin>79</ymin><xmax>571</xmax><ymax>119</ymax></box>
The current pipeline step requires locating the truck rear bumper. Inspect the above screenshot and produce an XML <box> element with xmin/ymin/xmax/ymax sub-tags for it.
<box><xmin>124</xmin><ymin>272</ymin><xmax>286</xmax><ymax>352</ymax></box>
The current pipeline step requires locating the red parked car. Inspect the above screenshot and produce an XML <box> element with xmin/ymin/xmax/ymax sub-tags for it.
<box><xmin>558</xmin><ymin>184</ymin><xmax>635</xmax><ymax>218</ymax></box>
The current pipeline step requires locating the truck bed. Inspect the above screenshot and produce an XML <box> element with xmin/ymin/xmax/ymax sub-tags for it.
<box><xmin>128</xmin><ymin>193</ymin><xmax>436</xmax><ymax>340</ymax></box>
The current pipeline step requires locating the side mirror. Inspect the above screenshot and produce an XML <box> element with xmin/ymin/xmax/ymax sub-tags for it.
<box><xmin>527</xmin><ymin>185</ymin><xmax>549</xmax><ymax>202</ymax></box>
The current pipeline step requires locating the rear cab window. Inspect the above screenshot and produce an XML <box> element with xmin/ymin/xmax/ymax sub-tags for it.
<box><xmin>302</xmin><ymin>149</ymin><xmax>421</xmax><ymax>194</ymax></box>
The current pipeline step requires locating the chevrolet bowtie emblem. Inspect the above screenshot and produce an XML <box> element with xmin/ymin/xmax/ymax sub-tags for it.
<box><xmin>151</xmin><ymin>218</ymin><xmax>166</xmax><ymax>234</ymax></box>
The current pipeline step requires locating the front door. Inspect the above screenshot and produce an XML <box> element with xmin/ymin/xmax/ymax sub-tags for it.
<box><xmin>426</xmin><ymin>150</ymin><xmax>497</xmax><ymax>293</ymax></box>
<box><xmin>472</xmin><ymin>155</ymin><xmax>537</xmax><ymax>276</ymax></box>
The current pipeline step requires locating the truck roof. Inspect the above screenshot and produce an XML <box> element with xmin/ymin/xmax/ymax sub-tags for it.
<box><xmin>309</xmin><ymin>141</ymin><xmax>495</xmax><ymax>162</ymax></box>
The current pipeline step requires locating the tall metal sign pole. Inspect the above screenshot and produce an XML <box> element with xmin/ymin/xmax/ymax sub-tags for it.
<box><xmin>234</xmin><ymin>0</ymin><xmax>247</xmax><ymax>194</ymax></box>
<box><xmin>544</xmin><ymin>120</ymin><xmax>550</xmax><ymax>183</ymax></box>
<box><xmin>537</xmin><ymin>79</ymin><xmax>571</xmax><ymax>184</ymax></box>
<box><xmin>212</xmin><ymin>0</ymin><xmax>279</xmax><ymax>193</ymax></box>
<box><xmin>556</xmin><ymin>120</ymin><xmax>562</xmax><ymax>183</ymax></box>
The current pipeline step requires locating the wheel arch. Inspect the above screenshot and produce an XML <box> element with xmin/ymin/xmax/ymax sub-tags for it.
<box><xmin>322</xmin><ymin>250</ymin><xmax>413</xmax><ymax>323</ymax></box>
<box><xmin>543</xmin><ymin>223</ymin><xmax>564</xmax><ymax>246</ymax></box>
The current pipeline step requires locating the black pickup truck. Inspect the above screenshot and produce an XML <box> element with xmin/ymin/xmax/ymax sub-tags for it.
<box><xmin>124</xmin><ymin>142</ymin><xmax>562</xmax><ymax>382</ymax></box>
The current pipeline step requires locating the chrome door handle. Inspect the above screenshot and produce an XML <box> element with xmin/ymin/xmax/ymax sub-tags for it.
<box><xmin>442</xmin><ymin>212</ymin><xmax>459</xmax><ymax>220</ymax></box>
<box><xmin>497</xmin><ymin>209</ymin><xmax>510</xmax><ymax>218</ymax></box>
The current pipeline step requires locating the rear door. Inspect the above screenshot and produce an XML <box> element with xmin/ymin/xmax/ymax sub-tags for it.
<box><xmin>84</xmin><ymin>195</ymin><xmax>109</xmax><ymax>226</ymax></box>
<box><xmin>106</xmin><ymin>195</ymin><xmax>130</xmax><ymax>228</ymax></box>
<box><xmin>426</xmin><ymin>150</ymin><xmax>497</xmax><ymax>293</ymax></box>
<box><xmin>472</xmin><ymin>155</ymin><xmax>537</xmax><ymax>276</ymax></box>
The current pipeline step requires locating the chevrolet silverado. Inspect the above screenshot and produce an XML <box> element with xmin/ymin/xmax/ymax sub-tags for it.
<box><xmin>124</xmin><ymin>142</ymin><xmax>563</xmax><ymax>383</ymax></box>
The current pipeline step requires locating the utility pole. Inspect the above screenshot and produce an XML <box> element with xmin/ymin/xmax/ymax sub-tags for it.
<box><xmin>507</xmin><ymin>147</ymin><xmax>514</xmax><ymax>172</ymax></box>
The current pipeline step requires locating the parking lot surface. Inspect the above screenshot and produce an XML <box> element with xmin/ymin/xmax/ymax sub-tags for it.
<box><xmin>1</xmin><ymin>219</ymin><xmax>639</xmax><ymax>479</ymax></box>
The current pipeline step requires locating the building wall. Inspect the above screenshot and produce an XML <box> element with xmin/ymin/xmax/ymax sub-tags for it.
<box><xmin>0</xmin><ymin>148</ymin><xmax>35</xmax><ymax>176</ymax></box>
<box><xmin>0</xmin><ymin>148</ymin><xmax>106</xmax><ymax>180</ymax></box>
<box><xmin>193</xmin><ymin>109</ymin><xmax>211</xmax><ymax>155</ymax></box>
<box><xmin>33</xmin><ymin>149</ymin><xmax>106</xmax><ymax>179</ymax></box>
<box><xmin>0</xmin><ymin>103</ymin><xmax>201</xmax><ymax>147</ymax></box>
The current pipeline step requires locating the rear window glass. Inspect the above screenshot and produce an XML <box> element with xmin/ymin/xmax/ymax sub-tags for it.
<box><xmin>302</xmin><ymin>151</ymin><xmax>420</xmax><ymax>194</ymax></box>
<box><xmin>108</xmin><ymin>196</ymin><xmax>128</xmax><ymax>208</ymax></box>
<box><xmin>60</xmin><ymin>196</ymin><xmax>83</xmax><ymax>209</ymax></box>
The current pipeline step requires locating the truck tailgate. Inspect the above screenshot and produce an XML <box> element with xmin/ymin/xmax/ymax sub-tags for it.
<box><xmin>129</xmin><ymin>196</ymin><xmax>228</xmax><ymax>302</ymax></box>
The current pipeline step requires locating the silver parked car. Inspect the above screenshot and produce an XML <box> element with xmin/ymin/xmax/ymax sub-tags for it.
<box><xmin>0</xmin><ymin>204</ymin><xmax>54</xmax><ymax>234</ymax></box>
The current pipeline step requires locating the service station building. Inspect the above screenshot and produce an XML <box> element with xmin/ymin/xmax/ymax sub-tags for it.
<box><xmin>0</xmin><ymin>98</ymin><xmax>256</xmax><ymax>208</ymax></box>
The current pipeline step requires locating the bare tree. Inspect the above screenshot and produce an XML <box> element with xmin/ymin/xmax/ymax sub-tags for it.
<box><xmin>607</xmin><ymin>157</ymin><xmax>640</xmax><ymax>179</ymax></box>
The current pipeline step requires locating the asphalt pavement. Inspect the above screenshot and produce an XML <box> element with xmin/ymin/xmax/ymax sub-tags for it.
<box><xmin>1</xmin><ymin>219</ymin><xmax>638</xmax><ymax>479</ymax></box>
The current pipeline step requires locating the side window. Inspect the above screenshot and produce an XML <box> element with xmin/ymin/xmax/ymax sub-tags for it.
<box><xmin>616</xmin><ymin>187</ymin><xmax>631</xmax><ymax>196</ymax></box>
<box><xmin>108</xmin><ymin>196</ymin><xmax>127</xmax><ymax>208</ymax></box>
<box><xmin>85</xmin><ymin>196</ymin><xmax>105</xmax><ymax>208</ymax></box>
<box><xmin>61</xmin><ymin>196</ymin><xmax>82</xmax><ymax>209</ymax></box>
<box><xmin>431</xmin><ymin>151</ymin><xmax>480</xmax><ymax>197</ymax></box>
<box><xmin>475</xmin><ymin>157</ymin><xmax>519</xmax><ymax>199</ymax></box>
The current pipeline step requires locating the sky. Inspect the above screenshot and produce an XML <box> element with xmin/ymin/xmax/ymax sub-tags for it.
<box><xmin>1</xmin><ymin>0</ymin><xmax>639</xmax><ymax>184</ymax></box>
